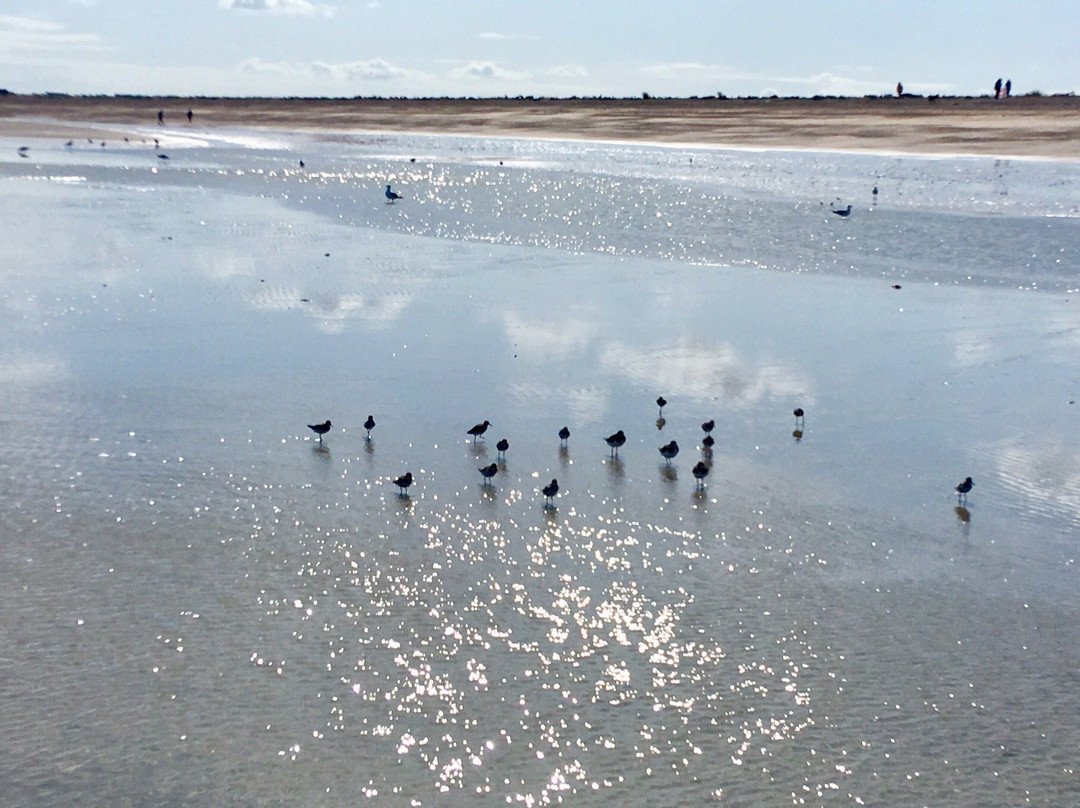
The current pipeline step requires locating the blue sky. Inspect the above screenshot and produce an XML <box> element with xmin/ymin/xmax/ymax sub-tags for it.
<box><xmin>1</xmin><ymin>1</ymin><xmax>1077</xmax><ymax>98</ymax></box>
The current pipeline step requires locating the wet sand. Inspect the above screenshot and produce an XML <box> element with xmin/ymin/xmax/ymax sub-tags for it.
<box><xmin>3</xmin><ymin>93</ymin><xmax>1080</xmax><ymax>158</ymax></box>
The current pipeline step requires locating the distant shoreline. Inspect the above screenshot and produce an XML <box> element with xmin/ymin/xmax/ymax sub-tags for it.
<box><xmin>3</xmin><ymin>93</ymin><xmax>1080</xmax><ymax>159</ymax></box>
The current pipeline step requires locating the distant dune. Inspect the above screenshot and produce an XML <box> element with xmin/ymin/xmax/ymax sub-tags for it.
<box><xmin>2</xmin><ymin>93</ymin><xmax>1080</xmax><ymax>158</ymax></box>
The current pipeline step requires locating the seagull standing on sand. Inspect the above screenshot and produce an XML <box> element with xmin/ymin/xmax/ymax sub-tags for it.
<box><xmin>363</xmin><ymin>415</ymin><xmax>376</xmax><ymax>440</ymax></box>
<box><xmin>955</xmin><ymin>476</ymin><xmax>973</xmax><ymax>503</ymax></box>
<box><xmin>385</xmin><ymin>185</ymin><xmax>403</xmax><ymax>203</ymax></box>
<box><xmin>468</xmin><ymin>420</ymin><xmax>491</xmax><ymax>443</ymax></box>
<box><xmin>605</xmin><ymin>430</ymin><xmax>626</xmax><ymax>459</ymax></box>
<box><xmin>308</xmin><ymin>420</ymin><xmax>332</xmax><ymax>443</ymax></box>
<box><xmin>659</xmin><ymin>440</ymin><xmax>679</xmax><ymax>465</ymax></box>
<box><xmin>832</xmin><ymin>204</ymin><xmax>853</xmax><ymax>218</ymax></box>
<box><xmin>558</xmin><ymin>426</ymin><xmax>571</xmax><ymax>447</ymax></box>
<box><xmin>394</xmin><ymin>471</ymin><xmax>413</xmax><ymax>496</ymax></box>
<box><xmin>542</xmin><ymin>478</ymin><xmax>559</xmax><ymax>508</ymax></box>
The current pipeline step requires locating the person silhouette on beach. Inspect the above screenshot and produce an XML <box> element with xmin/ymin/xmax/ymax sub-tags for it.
<box><xmin>157</xmin><ymin>110</ymin><xmax>164</xmax><ymax>125</ymax></box>
<box><xmin>896</xmin><ymin>81</ymin><xmax>903</xmax><ymax>97</ymax></box>
<box><xmin>994</xmin><ymin>78</ymin><xmax>1003</xmax><ymax>99</ymax></box>
<box><xmin>1005</xmin><ymin>79</ymin><xmax>1011</xmax><ymax>97</ymax></box>
<box><xmin>186</xmin><ymin>108</ymin><xmax>193</xmax><ymax>123</ymax></box>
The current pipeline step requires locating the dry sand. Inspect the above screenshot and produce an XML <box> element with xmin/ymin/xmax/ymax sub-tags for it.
<box><xmin>2</xmin><ymin>93</ymin><xmax>1080</xmax><ymax>158</ymax></box>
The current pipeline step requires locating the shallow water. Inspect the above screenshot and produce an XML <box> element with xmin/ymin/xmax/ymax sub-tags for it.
<box><xmin>1</xmin><ymin>132</ymin><xmax>1079</xmax><ymax>807</ymax></box>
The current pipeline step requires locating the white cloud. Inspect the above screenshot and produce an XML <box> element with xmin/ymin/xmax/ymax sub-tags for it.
<box><xmin>238</xmin><ymin>56</ymin><xmax>430</xmax><ymax>83</ymax></box>
<box><xmin>544</xmin><ymin>64</ymin><xmax>589</xmax><ymax>79</ymax></box>
<box><xmin>218</xmin><ymin>0</ymin><xmax>335</xmax><ymax>17</ymax></box>
<box><xmin>448</xmin><ymin>61</ymin><xmax>531</xmax><ymax>82</ymax></box>
<box><xmin>477</xmin><ymin>32</ymin><xmax>506</xmax><ymax>41</ymax></box>
<box><xmin>0</xmin><ymin>15</ymin><xmax>104</xmax><ymax>54</ymax></box>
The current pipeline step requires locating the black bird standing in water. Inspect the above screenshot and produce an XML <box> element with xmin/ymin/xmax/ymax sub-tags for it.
<box><xmin>656</xmin><ymin>396</ymin><xmax>667</xmax><ymax>416</ymax></box>
<box><xmin>605</xmin><ymin>430</ymin><xmax>626</xmax><ymax>459</ymax></box>
<box><xmin>394</xmin><ymin>472</ymin><xmax>413</xmax><ymax>496</ymax></box>
<box><xmin>542</xmin><ymin>478</ymin><xmax>559</xmax><ymax>508</ymax></box>
<box><xmin>831</xmin><ymin>204</ymin><xmax>853</xmax><ymax>218</ymax></box>
<box><xmin>701</xmin><ymin>419</ymin><xmax>715</xmax><ymax>434</ymax></box>
<box><xmin>955</xmin><ymin>476</ymin><xmax>974</xmax><ymax>503</ymax></box>
<box><xmin>496</xmin><ymin>438</ymin><xmax>509</xmax><ymax>460</ymax></box>
<box><xmin>558</xmin><ymin>426</ymin><xmax>571</xmax><ymax>447</ymax></box>
<box><xmin>385</xmin><ymin>184</ymin><xmax>403</xmax><ymax>203</ymax></box>
<box><xmin>479</xmin><ymin>463</ymin><xmax>498</xmax><ymax>485</ymax></box>
<box><xmin>467</xmin><ymin>420</ymin><xmax>491</xmax><ymax>443</ymax></box>
<box><xmin>793</xmin><ymin>407</ymin><xmax>805</xmax><ymax>425</ymax></box>
<box><xmin>659</xmin><ymin>440</ymin><xmax>679</xmax><ymax>465</ymax></box>
<box><xmin>691</xmin><ymin>461</ymin><xmax>709</xmax><ymax>490</ymax></box>
<box><xmin>308</xmin><ymin>420</ymin><xmax>332</xmax><ymax>443</ymax></box>
<box><xmin>364</xmin><ymin>415</ymin><xmax>376</xmax><ymax>440</ymax></box>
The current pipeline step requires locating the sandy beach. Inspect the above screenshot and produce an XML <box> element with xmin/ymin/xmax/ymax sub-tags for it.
<box><xmin>3</xmin><ymin>93</ymin><xmax>1080</xmax><ymax>158</ymax></box>
<box><xmin>2</xmin><ymin>108</ymin><xmax>1080</xmax><ymax>807</ymax></box>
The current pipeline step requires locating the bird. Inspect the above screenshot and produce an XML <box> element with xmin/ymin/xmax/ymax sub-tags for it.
<box><xmin>307</xmin><ymin>420</ymin><xmax>332</xmax><ymax>443</ymax></box>
<box><xmin>793</xmin><ymin>407</ymin><xmax>805</xmax><ymax>425</ymax></box>
<box><xmin>955</xmin><ymin>476</ymin><xmax>974</xmax><ymax>503</ymax></box>
<box><xmin>496</xmin><ymin>438</ymin><xmax>509</xmax><ymax>459</ymax></box>
<box><xmin>542</xmin><ymin>478</ymin><xmax>559</xmax><ymax>508</ymax></box>
<box><xmin>702</xmin><ymin>434</ymin><xmax>715</xmax><ymax>449</ymax></box>
<box><xmin>831</xmin><ymin>204</ymin><xmax>853</xmax><ymax>217</ymax></box>
<box><xmin>701</xmin><ymin>419</ymin><xmax>715</xmax><ymax>433</ymax></box>
<box><xmin>385</xmin><ymin>185</ymin><xmax>403</xmax><ymax>203</ymax></box>
<box><xmin>605</xmin><ymin>430</ymin><xmax>626</xmax><ymax>459</ymax></box>
<box><xmin>299</xmin><ymin>159</ymin><xmax>305</xmax><ymax>168</ymax></box>
<box><xmin>659</xmin><ymin>440</ymin><xmax>679</xmax><ymax>465</ymax></box>
<box><xmin>467</xmin><ymin>420</ymin><xmax>491</xmax><ymax>443</ymax></box>
<box><xmin>558</xmin><ymin>426</ymin><xmax>571</xmax><ymax>447</ymax></box>
<box><xmin>393</xmin><ymin>471</ymin><xmax>413</xmax><ymax>496</ymax></box>
<box><xmin>479</xmin><ymin>463</ymin><xmax>498</xmax><ymax>485</ymax></box>
<box><xmin>691</xmin><ymin>461</ymin><xmax>709</xmax><ymax>490</ymax></box>
<box><xmin>157</xmin><ymin>154</ymin><xmax>169</xmax><ymax>160</ymax></box>
<box><xmin>656</xmin><ymin>396</ymin><xmax>667</xmax><ymax>416</ymax></box>
<box><xmin>363</xmin><ymin>415</ymin><xmax>376</xmax><ymax>440</ymax></box>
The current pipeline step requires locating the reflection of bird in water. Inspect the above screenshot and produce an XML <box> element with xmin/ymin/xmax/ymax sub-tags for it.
<box><xmin>394</xmin><ymin>472</ymin><xmax>413</xmax><ymax>496</ymax></box>
<box><xmin>496</xmin><ymin>438</ymin><xmax>509</xmax><ymax>460</ymax></box>
<box><xmin>659</xmin><ymin>440</ymin><xmax>679</xmax><ymax>465</ymax></box>
<box><xmin>955</xmin><ymin>505</ymin><xmax>971</xmax><ymax>524</ymax></box>
<box><xmin>542</xmin><ymin>478</ymin><xmax>559</xmax><ymax>508</ymax></box>
<box><xmin>307</xmin><ymin>420</ymin><xmax>332</xmax><ymax>443</ymax></box>
<box><xmin>479</xmin><ymin>463</ymin><xmax>498</xmax><ymax>485</ymax></box>
<box><xmin>364</xmin><ymin>415</ymin><xmax>376</xmax><ymax>440</ymax></box>
<box><xmin>656</xmin><ymin>396</ymin><xmax>667</xmax><ymax>416</ymax></box>
<box><xmin>385</xmin><ymin>184</ymin><xmax>403</xmax><ymax>203</ymax></box>
<box><xmin>832</xmin><ymin>204</ymin><xmax>852</xmax><ymax>217</ymax></box>
<box><xmin>558</xmin><ymin>426</ymin><xmax>571</xmax><ymax>447</ymax></box>
<box><xmin>955</xmin><ymin>476</ymin><xmax>973</xmax><ymax>503</ymax></box>
<box><xmin>792</xmin><ymin>428</ymin><xmax>803</xmax><ymax>442</ymax></box>
<box><xmin>692</xmin><ymin>461</ymin><xmax>709</xmax><ymax>490</ymax></box>
<box><xmin>605</xmin><ymin>430</ymin><xmax>626</xmax><ymax>458</ymax></box>
<box><xmin>467</xmin><ymin>420</ymin><xmax>491</xmax><ymax>443</ymax></box>
<box><xmin>701</xmin><ymin>419</ymin><xmax>714</xmax><ymax>434</ymax></box>
<box><xmin>793</xmin><ymin>407</ymin><xmax>805</xmax><ymax>425</ymax></box>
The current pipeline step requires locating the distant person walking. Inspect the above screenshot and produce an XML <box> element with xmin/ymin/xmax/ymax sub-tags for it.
<box><xmin>157</xmin><ymin>109</ymin><xmax>164</xmax><ymax>125</ymax></box>
<box><xmin>186</xmin><ymin>108</ymin><xmax>193</xmax><ymax>123</ymax></box>
<box><xmin>1005</xmin><ymin>79</ymin><xmax>1012</xmax><ymax>97</ymax></box>
<box><xmin>994</xmin><ymin>78</ymin><xmax>1003</xmax><ymax>99</ymax></box>
<box><xmin>896</xmin><ymin>81</ymin><xmax>903</xmax><ymax>97</ymax></box>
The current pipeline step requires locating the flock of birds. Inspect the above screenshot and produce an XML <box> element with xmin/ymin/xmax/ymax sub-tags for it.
<box><xmin>307</xmin><ymin>400</ymin><xmax>974</xmax><ymax>511</ymax></box>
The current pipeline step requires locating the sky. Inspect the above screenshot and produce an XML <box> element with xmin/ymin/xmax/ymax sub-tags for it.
<box><xmin>1</xmin><ymin>1</ymin><xmax>1078</xmax><ymax>99</ymax></box>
